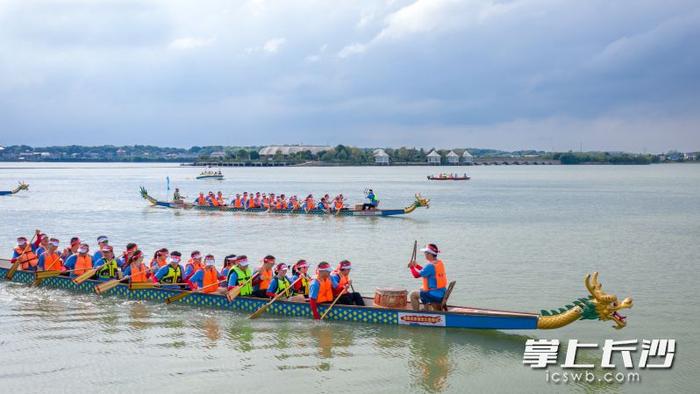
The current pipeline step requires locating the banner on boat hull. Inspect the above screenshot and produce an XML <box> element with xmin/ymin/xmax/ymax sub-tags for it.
<box><xmin>398</xmin><ymin>312</ymin><xmax>446</xmax><ymax>327</ymax></box>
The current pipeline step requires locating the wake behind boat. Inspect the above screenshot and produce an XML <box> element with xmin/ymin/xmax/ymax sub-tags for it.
<box><xmin>140</xmin><ymin>187</ymin><xmax>430</xmax><ymax>217</ymax></box>
<box><xmin>0</xmin><ymin>182</ymin><xmax>29</xmax><ymax>196</ymax></box>
<box><xmin>0</xmin><ymin>259</ymin><xmax>631</xmax><ymax>331</ymax></box>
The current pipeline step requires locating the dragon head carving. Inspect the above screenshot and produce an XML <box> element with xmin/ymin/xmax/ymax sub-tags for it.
<box><xmin>12</xmin><ymin>182</ymin><xmax>29</xmax><ymax>193</ymax></box>
<box><xmin>584</xmin><ymin>272</ymin><xmax>633</xmax><ymax>329</ymax></box>
<box><xmin>414</xmin><ymin>193</ymin><xmax>430</xmax><ymax>208</ymax></box>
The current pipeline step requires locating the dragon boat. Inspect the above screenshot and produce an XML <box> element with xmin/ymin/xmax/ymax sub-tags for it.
<box><xmin>427</xmin><ymin>175</ymin><xmax>470</xmax><ymax>181</ymax></box>
<box><xmin>0</xmin><ymin>182</ymin><xmax>29</xmax><ymax>196</ymax></box>
<box><xmin>140</xmin><ymin>187</ymin><xmax>431</xmax><ymax>217</ymax></box>
<box><xmin>0</xmin><ymin>260</ymin><xmax>631</xmax><ymax>331</ymax></box>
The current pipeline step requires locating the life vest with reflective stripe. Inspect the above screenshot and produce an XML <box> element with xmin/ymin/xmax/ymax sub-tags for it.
<box><xmin>74</xmin><ymin>255</ymin><xmax>93</xmax><ymax>276</ymax></box>
<box><xmin>422</xmin><ymin>260</ymin><xmax>447</xmax><ymax>291</ymax></box>
<box><xmin>315</xmin><ymin>277</ymin><xmax>334</xmax><ymax>303</ymax></box>
<box><xmin>42</xmin><ymin>252</ymin><xmax>63</xmax><ymax>271</ymax></box>
<box><xmin>230</xmin><ymin>266</ymin><xmax>253</xmax><ymax>296</ymax></box>
<box><xmin>275</xmin><ymin>276</ymin><xmax>291</xmax><ymax>297</ymax></box>
<box><xmin>130</xmin><ymin>263</ymin><xmax>148</xmax><ymax>283</ymax></box>
<box><xmin>160</xmin><ymin>265</ymin><xmax>182</xmax><ymax>284</ymax></box>
<box><xmin>202</xmin><ymin>267</ymin><xmax>219</xmax><ymax>293</ymax></box>
<box><xmin>15</xmin><ymin>246</ymin><xmax>38</xmax><ymax>270</ymax></box>
<box><xmin>295</xmin><ymin>275</ymin><xmax>310</xmax><ymax>296</ymax></box>
<box><xmin>96</xmin><ymin>258</ymin><xmax>119</xmax><ymax>279</ymax></box>
<box><xmin>258</xmin><ymin>268</ymin><xmax>272</xmax><ymax>290</ymax></box>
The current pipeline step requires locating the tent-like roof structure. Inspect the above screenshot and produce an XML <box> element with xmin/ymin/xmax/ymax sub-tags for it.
<box><xmin>427</xmin><ymin>150</ymin><xmax>441</xmax><ymax>157</ymax></box>
<box><xmin>446</xmin><ymin>150</ymin><xmax>459</xmax><ymax>157</ymax></box>
<box><xmin>462</xmin><ymin>150</ymin><xmax>473</xmax><ymax>157</ymax></box>
<box><xmin>373</xmin><ymin>149</ymin><xmax>389</xmax><ymax>157</ymax></box>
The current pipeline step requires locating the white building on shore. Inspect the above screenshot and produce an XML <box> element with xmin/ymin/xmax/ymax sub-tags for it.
<box><xmin>373</xmin><ymin>149</ymin><xmax>390</xmax><ymax>165</ymax></box>
<box><xmin>446</xmin><ymin>151</ymin><xmax>459</xmax><ymax>164</ymax></box>
<box><xmin>462</xmin><ymin>150</ymin><xmax>473</xmax><ymax>164</ymax></box>
<box><xmin>427</xmin><ymin>150</ymin><xmax>441</xmax><ymax>164</ymax></box>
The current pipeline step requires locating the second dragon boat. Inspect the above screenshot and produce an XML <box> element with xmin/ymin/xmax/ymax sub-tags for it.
<box><xmin>140</xmin><ymin>187</ymin><xmax>430</xmax><ymax>217</ymax></box>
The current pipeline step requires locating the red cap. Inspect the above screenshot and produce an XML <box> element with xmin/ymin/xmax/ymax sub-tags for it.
<box><xmin>338</xmin><ymin>260</ymin><xmax>352</xmax><ymax>270</ymax></box>
<box><xmin>317</xmin><ymin>262</ymin><xmax>332</xmax><ymax>272</ymax></box>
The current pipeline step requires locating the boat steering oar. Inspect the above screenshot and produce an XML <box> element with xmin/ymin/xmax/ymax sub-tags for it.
<box><xmin>5</xmin><ymin>234</ymin><xmax>37</xmax><ymax>280</ymax></box>
<box><xmin>226</xmin><ymin>272</ymin><xmax>259</xmax><ymax>302</ymax></box>
<box><xmin>319</xmin><ymin>286</ymin><xmax>348</xmax><ymax>321</ymax></box>
<box><xmin>165</xmin><ymin>279</ymin><xmax>226</xmax><ymax>304</ymax></box>
<box><xmin>248</xmin><ymin>276</ymin><xmax>303</xmax><ymax>319</ymax></box>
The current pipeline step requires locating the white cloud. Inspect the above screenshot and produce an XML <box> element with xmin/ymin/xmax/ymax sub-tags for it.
<box><xmin>337</xmin><ymin>43</ymin><xmax>366</xmax><ymax>58</ymax></box>
<box><xmin>168</xmin><ymin>37</ymin><xmax>214</xmax><ymax>50</ymax></box>
<box><xmin>263</xmin><ymin>37</ymin><xmax>286</xmax><ymax>53</ymax></box>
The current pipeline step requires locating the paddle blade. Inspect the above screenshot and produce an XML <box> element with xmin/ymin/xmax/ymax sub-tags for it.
<box><xmin>35</xmin><ymin>270</ymin><xmax>62</xmax><ymax>280</ymax></box>
<box><xmin>165</xmin><ymin>291</ymin><xmax>191</xmax><ymax>304</ymax></box>
<box><xmin>5</xmin><ymin>261</ymin><xmax>20</xmax><ymax>280</ymax></box>
<box><xmin>95</xmin><ymin>279</ymin><xmax>121</xmax><ymax>294</ymax></box>
<box><xmin>226</xmin><ymin>286</ymin><xmax>241</xmax><ymax>302</ymax></box>
<box><xmin>72</xmin><ymin>269</ymin><xmax>97</xmax><ymax>284</ymax></box>
<box><xmin>129</xmin><ymin>282</ymin><xmax>156</xmax><ymax>290</ymax></box>
<box><xmin>248</xmin><ymin>303</ymin><xmax>270</xmax><ymax>319</ymax></box>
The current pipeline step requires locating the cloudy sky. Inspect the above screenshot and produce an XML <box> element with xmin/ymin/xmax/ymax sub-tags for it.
<box><xmin>0</xmin><ymin>0</ymin><xmax>698</xmax><ymax>152</ymax></box>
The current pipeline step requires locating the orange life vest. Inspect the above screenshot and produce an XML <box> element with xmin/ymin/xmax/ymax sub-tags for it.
<box><xmin>422</xmin><ymin>260</ymin><xmax>447</xmax><ymax>291</ymax></box>
<box><xmin>248</xmin><ymin>196</ymin><xmax>255</xmax><ymax>208</ymax></box>
<box><xmin>316</xmin><ymin>277</ymin><xmax>334</xmax><ymax>303</ymax></box>
<box><xmin>74</xmin><ymin>255</ymin><xmax>93</xmax><ymax>276</ymax></box>
<box><xmin>334</xmin><ymin>200</ymin><xmax>343</xmax><ymax>209</ymax></box>
<box><xmin>334</xmin><ymin>271</ymin><xmax>349</xmax><ymax>289</ymax></box>
<box><xmin>258</xmin><ymin>268</ymin><xmax>272</xmax><ymax>290</ymax></box>
<box><xmin>15</xmin><ymin>246</ymin><xmax>38</xmax><ymax>270</ymax></box>
<box><xmin>202</xmin><ymin>267</ymin><xmax>219</xmax><ymax>293</ymax></box>
<box><xmin>211</xmin><ymin>196</ymin><xmax>220</xmax><ymax>207</ymax></box>
<box><xmin>42</xmin><ymin>252</ymin><xmax>63</xmax><ymax>271</ymax></box>
<box><xmin>130</xmin><ymin>263</ymin><xmax>148</xmax><ymax>283</ymax></box>
<box><xmin>198</xmin><ymin>195</ymin><xmax>206</xmax><ymax>205</ymax></box>
<box><xmin>234</xmin><ymin>198</ymin><xmax>242</xmax><ymax>208</ymax></box>
<box><xmin>186</xmin><ymin>259</ymin><xmax>204</xmax><ymax>279</ymax></box>
<box><xmin>292</xmin><ymin>200</ymin><xmax>300</xmax><ymax>209</ymax></box>
<box><xmin>306</xmin><ymin>198</ymin><xmax>315</xmax><ymax>210</ymax></box>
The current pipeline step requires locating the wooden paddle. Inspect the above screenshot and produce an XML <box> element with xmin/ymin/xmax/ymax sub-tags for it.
<box><xmin>248</xmin><ymin>276</ymin><xmax>303</xmax><ymax>319</ymax></box>
<box><xmin>72</xmin><ymin>262</ymin><xmax>106</xmax><ymax>285</ymax></box>
<box><xmin>32</xmin><ymin>268</ymin><xmax>83</xmax><ymax>286</ymax></box>
<box><xmin>164</xmin><ymin>280</ymin><xmax>225</xmax><ymax>304</ymax></box>
<box><xmin>320</xmin><ymin>286</ymin><xmax>348</xmax><ymax>321</ymax></box>
<box><xmin>226</xmin><ymin>272</ymin><xmax>259</xmax><ymax>301</ymax></box>
<box><xmin>5</xmin><ymin>234</ymin><xmax>37</xmax><ymax>280</ymax></box>
<box><xmin>407</xmin><ymin>240</ymin><xmax>417</xmax><ymax>268</ymax></box>
<box><xmin>129</xmin><ymin>281</ymin><xmax>189</xmax><ymax>290</ymax></box>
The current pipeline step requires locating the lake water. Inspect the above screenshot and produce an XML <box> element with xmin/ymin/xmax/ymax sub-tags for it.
<box><xmin>1</xmin><ymin>163</ymin><xmax>698</xmax><ymax>393</ymax></box>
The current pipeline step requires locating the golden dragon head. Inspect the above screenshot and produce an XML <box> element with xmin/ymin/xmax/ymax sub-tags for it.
<box><xmin>585</xmin><ymin>272</ymin><xmax>633</xmax><ymax>329</ymax></box>
<box><xmin>12</xmin><ymin>182</ymin><xmax>29</xmax><ymax>193</ymax></box>
<box><xmin>414</xmin><ymin>193</ymin><xmax>430</xmax><ymax>208</ymax></box>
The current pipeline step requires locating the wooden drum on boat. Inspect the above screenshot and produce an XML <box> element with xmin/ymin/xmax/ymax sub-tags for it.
<box><xmin>374</xmin><ymin>288</ymin><xmax>408</xmax><ymax>308</ymax></box>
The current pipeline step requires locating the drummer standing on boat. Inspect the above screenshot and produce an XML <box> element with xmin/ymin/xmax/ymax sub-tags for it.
<box><xmin>408</xmin><ymin>243</ymin><xmax>448</xmax><ymax>311</ymax></box>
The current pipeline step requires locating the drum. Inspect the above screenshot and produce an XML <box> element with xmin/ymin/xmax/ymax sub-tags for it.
<box><xmin>374</xmin><ymin>288</ymin><xmax>408</xmax><ymax>308</ymax></box>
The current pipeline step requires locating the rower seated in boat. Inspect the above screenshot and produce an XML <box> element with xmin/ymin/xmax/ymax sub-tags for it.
<box><xmin>227</xmin><ymin>255</ymin><xmax>254</xmax><ymax>296</ymax></box>
<box><xmin>291</xmin><ymin>260</ymin><xmax>310</xmax><ymax>298</ymax></box>
<box><xmin>92</xmin><ymin>235</ymin><xmax>109</xmax><ymax>262</ymax></box>
<box><xmin>267</xmin><ymin>263</ymin><xmax>305</xmax><ymax>302</ymax></box>
<box><xmin>122</xmin><ymin>249</ymin><xmax>149</xmax><ymax>283</ymax></box>
<box><xmin>331</xmin><ymin>260</ymin><xmax>365</xmax><ymax>306</ymax></box>
<box><xmin>189</xmin><ymin>254</ymin><xmax>222</xmax><ymax>293</ymax></box>
<box><xmin>149</xmin><ymin>248</ymin><xmax>169</xmax><ymax>271</ymax></box>
<box><xmin>94</xmin><ymin>245</ymin><xmax>122</xmax><ymax>281</ymax></box>
<box><xmin>64</xmin><ymin>243</ymin><xmax>93</xmax><ymax>278</ymax></box>
<box><xmin>35</xmin><ymin>232</ymin><xmax>49</xmax><ymax>257</ymax></box>
<box><xmin>362</xmin><ymin>189</ymin><xmax>379</xmax><ymax>210</ymax></box>
<box><xmin>117</xmin><ymin>243</ymin><xmax>138</xmax><ymax>271</ymax></box>
<box><xmin>184</xmin><ymin>251</ymin><xmax>204</xmax><ymax>281</ymax></box>
<box><xmin>154</xmin><ymin>251</ymin><xmax>184</xmax><ymax>289</ymax></box>
<box><xmin>173</xmin><ymin>188</ymin><xmax>184</xmax><ymax>202</ymax></box>
<box><xmin>195</xmin><ymin>192</ymin><xmax>208</xmax><ymax>206</ymax></box>
<box><xmin>309</xmin><ymin>262</ymin><xmax>341</xmax><ymax>320</ymax></box>
<box><xmin>220</xmin><ymin>254</ymin><xmax>236</xmax><ymax>280</ymax></box>
<box><xmin>251</xmin><ymin>255</ymin><xmax>275</xmax><ymax>298</ymax></box>
<box><xmin>11</xmin><ymin>234</ymin><xmax>40</xmax><ymax>271</ymax></box>
<box><xmin>37</xmin><ymin>238</ymin><xmax>64</xmax><ymax>271</ymax></box>
<box><xmin>408</xmin><ymin>243</ymin><xmax>448</xmax><ymax>311</ymax></box>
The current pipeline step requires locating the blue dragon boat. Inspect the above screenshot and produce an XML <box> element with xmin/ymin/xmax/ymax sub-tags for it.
<box><xmin>140</xmin><ymin>187</ymin><xmax>431</xmax><ymax>217</ymax></box>
<box><xmin>0</xmin><ymin>260</ymin><xmax>631</xmax><ymax>331</ymax></box>
<box><xmin>0</xmin><ymin>182</ymin><xmax>29</xmax><ymax>196</ymax></box>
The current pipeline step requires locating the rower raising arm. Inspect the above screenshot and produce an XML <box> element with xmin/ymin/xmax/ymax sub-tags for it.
<box><xmin>408</xmin><ymin>243</ymin><xmax>448</xmax><ymax>311</ymax></box>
